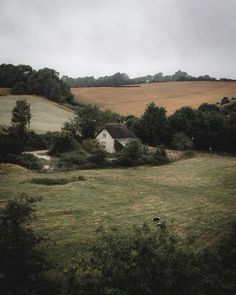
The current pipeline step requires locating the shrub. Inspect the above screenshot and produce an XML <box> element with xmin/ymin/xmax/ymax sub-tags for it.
<box><xmin>77</xmin><ymin>224</ymin><xmax>197</xmax><ymax>295</ymax></box>
<box><xmin>0</xmin><ymin>137</ymin><xmax>24</xmax><ymax>158</ymax></box>
<box><xmin>172</xmin><ymin>132</ymin><xmax>193</xmax><ymax>150</ymax></box>
<box><xmin>0</xmin><ymin>196</ymin><xmax>51</xmax><ymax>295</ymax></box>
<box><xmin>57</xmin><ymin>150</ymin><xmax>89</xmax><ymax>169</ymax></box>
<box><xmin>3</xmin><ymin>153</ymin><xmax>43</xmax><ymax>170</ymax></box>
<box><xmin>49</xmin><ymin>132</ymin><xmax>79</xmax><ymax>155</ymax></box>
<box><xmin>82</xmin><ymin>139</ymin><xmax>102</xmax><ymax>154</ymax></box>
<box><xmin>83</xmin><ymin>139</ymin><xmax>107</xmax><ymax>165</ymax></box>
<box><xmin>117</xmin><ymin>139</ymin><xmax>144</xmax><ymax>166</ymax></box>
<box><xmin>145</xmin><ymin>145</ymin><xmax>169</xmax><ymax>165</ymax></box>
<box><xmin>25</xmin><ymin>131</ymin><xmax>48</xmax><ymax>150</ymax></box>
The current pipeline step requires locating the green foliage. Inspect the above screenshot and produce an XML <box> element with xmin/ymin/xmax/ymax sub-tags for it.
<box><xmin>169</xmin><ymin>106</ymin><xmax>198</xmax><ymax>138</ymax></box>
<box><xmin>117</xmin><ymin>140</ymin><xmax>144</xmax><ymax>166</ymax></box>
<box><xmin>83</xmin><ymin>139</ymin><xmax>107</xmax><ymax>165</ymax></box>
<box><xmin>63</xmin><ymin>70</ymin><xmax>217</xmax><ymax>87</ymax></box>
<box><xmin>11</xmin><ymin>99</ymin><xmax>31</xmax><ymax>138</ymax></box>
<box><xmin>145</xmin><ymin>145</ymin><xmax>169</xmax><ymax>165</ymax></box>
<box><xmin>57</xmin><ymin>150</ymin><xmax>89</xmax><ymax>169</ymax></box>
<box><xmin>172</xmin><ymin>133</ymin><xmax>193</xmax><ymax>151</ymax></box>
<box><xmin>0</xmin><ymin>196</ymin><xmax>50</xmax><ymax>295</ymax></box>
<box><xmin>3</xmin><ymin>153</ymin><xmax>43</xmax><ymax>170</ymax></box>
<box><xmin>0</xmin><ymin>137</ymin><xmax>24</xmax><ymax>157</ymax></box>
<box><xmin>99</xmin><ymin>109</ymin><xmax>121</xmax><ymax>126</ymax></box>
<box><xmin>138</xmin><ymin>102</ymin><xmax>169</xmax><ymax>145</ymax></box>
<box><xmin>76</xmin><ymin>225</ymin><xmax>197</xmax><ymax>295</ymax></box>
<box><xmin>78</xmin><ymin>104</ymin><xmax>101</xmax><ymax>139</ymax></box>
<box><xmin>11</xmin><ymin>81</ymin><xmax>29</xmax><ymax>94</ymax></box>
<box><xmin>198</xmin><ymin>103</ymin><xmax>220</xmax><ymax>113</ymax></box>
<box><xmin>29</xmin><ymin>68</ymin><xmax>73</xmax><ymax>103</ymax></box>
<box><xmin>0</xmin><ymin>64</ymin><xmax>73</xmax><ymax>103</ymax></box>
<box><xmin>62</xmin><ymin>116</ymin><xmax>81</xmax><ymax>141</ymax></box>
<box><xmin>49</xmin><ymin>132</ymin><xmax>79</xmax><ymax>155</ymax></box>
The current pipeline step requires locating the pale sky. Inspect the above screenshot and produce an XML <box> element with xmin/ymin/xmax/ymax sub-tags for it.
<box><xmin>1</xmin><ymin>0</ymin><xmax>236</xmax><ymax>78</ymax></box>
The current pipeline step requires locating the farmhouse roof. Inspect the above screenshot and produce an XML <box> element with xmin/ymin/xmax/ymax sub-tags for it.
<box><xmin>104</xmin><ymin>123</ymin><xmax>136</xmax><ymax>139</ymax></box>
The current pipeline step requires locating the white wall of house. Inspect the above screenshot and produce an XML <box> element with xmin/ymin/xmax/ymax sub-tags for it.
<box><xmin>96</xmin><ymin>129</ymin><xmax>116</xmax><ymax>154</ymax></box>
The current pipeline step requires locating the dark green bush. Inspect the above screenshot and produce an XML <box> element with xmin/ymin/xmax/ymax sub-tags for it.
<box><xmin>117</xmin><ymin>140</ymin><xmax>144</xmax><ymax>166</ymax></box>
<box><xmin>3</xmin><ymin>153</ymin><xmax>43</xmax><ymax>170</ymax></box>
<box><xmin>57</xmin><ymin>150</ymin><xmax>89</xmax><ymax>169</ymax></box>
<box><xmin>0</xmin><ymin>137</ymin><xmax>24</xmax><ymax>157</ymax></box>
<box><xmin>144</xmin><ymin>146</ymin><xmax>169</xmax><ymax>165</ymax></box>
<box><xmin>49</xmin><ymin>132</ymin><xmax>79</xmax><ymax>155</ymax></box>
<box><xmin>83</xmin><ymin>140</ymin><xmax>107</xmax><ymax>165</ymax></box>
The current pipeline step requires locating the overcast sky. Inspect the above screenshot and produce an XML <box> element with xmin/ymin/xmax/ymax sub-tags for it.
<box><xmin>1</xmin><ymin>0</ymin><xmax>236</xmax><ymax>78</ymax></box>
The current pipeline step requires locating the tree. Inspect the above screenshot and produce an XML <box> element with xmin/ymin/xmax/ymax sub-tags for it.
<box><xmin>77</xmin><ymin>224</ymin><xmax>196</xmax><ymax>295</ymax></box>
<box><xmin>0</xmin><ymin>196</ymin><xmax>50</xmax><ymax>294</ymax></box>
<box><xmin>11</xmin><ymin>99</ymin><xmax>31</xmax><ymax>138</ymax></box>
<box><xmin>62</xmin><ymin>116</ymin><xmax>81</xmax><ymax>141</ymax></box>
<box><xmin>78</xmin><ymin>105</ymin><xmax>101</xmax><ymax>139</ymax></box>
<box><xmin>169</xmin><ymin>107</ymin><xmax>198</xmax><ymax>138</ymax></box>
<box><xmin>138</xmin><ymin>102</ymin><xmax>169</xmax><ymax>145</ymax></box>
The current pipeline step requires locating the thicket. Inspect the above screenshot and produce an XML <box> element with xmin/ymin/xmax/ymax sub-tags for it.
<box><xmin>0</xmin><ymin>197</ymin><xmax>235</xmax><ymax>295</ymax></box>
<box><xmin>0</xmin><ymin>64</ymin><xmax>73</xmax><ymax>103</ymax></box>
<box><xmin>126</xmin><ymin>101</ymin><xmax>236</xmax><ymax>153</ymax></box>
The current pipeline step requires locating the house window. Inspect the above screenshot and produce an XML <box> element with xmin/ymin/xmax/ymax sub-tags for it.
<box><xmin>102</xmin><ymin>133</ymin><xmax>106</xmax><ymax>138</ymax></box>
<box><xmin>101</xmin><ymin>141</ymin><xmax>106</xmax><ymax>149</ymax></box>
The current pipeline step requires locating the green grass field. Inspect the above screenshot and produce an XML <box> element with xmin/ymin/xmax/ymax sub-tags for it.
<box><xmin>0</xmin><ymin>95</ymin><xmax>75</xmax><ymax>133</ymax></box>
<box><xmin>0</xmin><ymin>153</ymin><xmax>235</xmax><ymax>263</ymax></box>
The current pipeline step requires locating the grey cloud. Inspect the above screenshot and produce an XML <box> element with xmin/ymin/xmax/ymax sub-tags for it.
<box><xmin>0</xmin><ymin>0</ymin><xmax>235</xmax><ymax>78</ymax></box>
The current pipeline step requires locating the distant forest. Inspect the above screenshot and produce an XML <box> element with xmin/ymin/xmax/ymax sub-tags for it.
<box><xmin>62</xmin><ymin>70</ymin><xmax>234</xmax><ymax>87</ymax></box>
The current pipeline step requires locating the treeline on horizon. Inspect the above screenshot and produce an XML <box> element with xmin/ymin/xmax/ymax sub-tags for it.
<box><xmin>62</xmin><ymin>70</ymin><xmax>235</xmax><ymax>87</ymax></box>
<box><xmin>0</xmin><ymin>64</ymin><xmax>73</xmax><ymax>103</ymax></box>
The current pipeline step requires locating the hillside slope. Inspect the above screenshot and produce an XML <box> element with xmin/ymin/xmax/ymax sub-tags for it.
<box><xmin>72</xmin><ymin>81</ymin><xmax>236</xmax><ymax>116</ymax></box>
<box><xmin>0</xmin><ymin>95</ymin><xmax>75</xmax><ymax>133</ymax></box>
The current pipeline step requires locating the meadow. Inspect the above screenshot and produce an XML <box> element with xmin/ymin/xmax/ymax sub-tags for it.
<box><xmin>0</xmin><ymin>153</ymin><xmax>235</xmax><ymax>263</ymax></box>
<box><xmin>0</xmin><ymin>95</ymin><xmax>75</xmax><ymax>133</ymax></box>
<box><xmin>72</xmin><ymin>81</ymin><xmax>236</xmax><ymax>115</ymax></box>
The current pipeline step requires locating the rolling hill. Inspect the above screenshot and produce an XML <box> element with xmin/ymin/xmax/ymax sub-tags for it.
<box><xmin>72</xmin><ymin>81</ymin><xmax>236</xmax><ymax>116</ymax></box>
<box><xmin>0</xmin><ymin>94</ymin><xmax>75</xmax><ymax>133</ymax></box>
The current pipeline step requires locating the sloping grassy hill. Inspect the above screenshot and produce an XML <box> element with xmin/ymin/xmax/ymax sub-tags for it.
<box><xmin>72</xmin><ymin>81</ymin><xmax>236</xmax><ymax>115</ymax></box>
<box><xmin>0</xmin><ymin>94</ymin><xmax>75</xmax><ymax>133</ymax></box>
<box><xmin>0</xmin><ymin>153</ymin><xmax>235</xmax><ymax>262</ymax></box>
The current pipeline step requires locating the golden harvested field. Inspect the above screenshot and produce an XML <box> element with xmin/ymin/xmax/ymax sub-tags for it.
<box><xmin>72</xmin><ymin>81</ymin><xmax>236</xmax><ymax>116</ymax></box>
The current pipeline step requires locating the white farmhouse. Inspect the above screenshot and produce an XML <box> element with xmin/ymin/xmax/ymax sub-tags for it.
<box><xmin>96</xmin><ymin>123</ymin><xmax>137</xmax><ymax>154</ymax></box>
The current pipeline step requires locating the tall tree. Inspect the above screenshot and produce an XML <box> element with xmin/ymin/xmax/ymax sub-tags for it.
<box><xmin>78</xmin><ymin>105</ymin><xmax>101</xmax><ymax>139</ymax></box>
<box><xmin>138</xmin><ymin>102</ymin><xmax>169</xmax><ymax>145</ymax></box>
<box><xmin>11</xmin><ymin>99</ymin><xmax>31</xmax><ymax>138</ymax></box>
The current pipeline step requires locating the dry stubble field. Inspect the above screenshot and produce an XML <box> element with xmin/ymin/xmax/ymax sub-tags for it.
<box><xmin>72</xmin><ymin>81</ymin><xmax>236</xmax><ymax>115</ymax></box>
